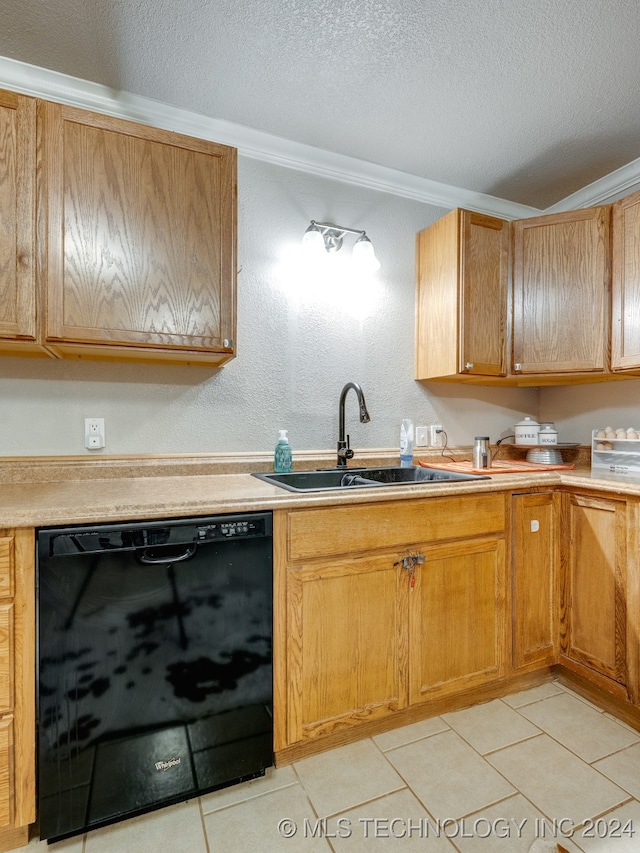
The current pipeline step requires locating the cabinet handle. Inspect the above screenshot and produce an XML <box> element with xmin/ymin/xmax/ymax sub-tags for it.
<box><xmin>223</xmin><ymin>338</ymin><xmax>234</xmax><ymax>348</ymax></box>
<box><xmin>465</xmin><ymin>362</ymin><xmax>474</xmax><ymax>371</ymax></box>
<box><xmin>514</xmin><ymin>363</ymin><xmax>522</xmax><ymax>372</ymax></box>
<box><xmin>394</xmin><ymin>554</ymin><xmax>425</xmax><ymax>569</ymax></box>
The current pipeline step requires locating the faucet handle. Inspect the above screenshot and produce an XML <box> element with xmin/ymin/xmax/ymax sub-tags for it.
<box><xmin>337</xmin><ymin>436</ymin><xmax>354</xmax><ymax>463</ymax></box>
<box><xmin>344</xmin><ymin>435</ymin><xmax>354</xmax><ymax>460</ymax></box>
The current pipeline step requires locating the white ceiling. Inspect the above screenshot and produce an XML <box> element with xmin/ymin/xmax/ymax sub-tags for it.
<box><xmin>2</xmin><ymin>0</ymin><xmax>640</xmax><ymax>211</ymax></box>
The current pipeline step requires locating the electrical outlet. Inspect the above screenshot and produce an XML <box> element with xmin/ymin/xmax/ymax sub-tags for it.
<box><xmin>430</xmin><ymin>424</ymin><xmax>443</xmax><ymax>447</ymax></box>
<box><xmin>85</xmin><ymin>417</ymin><xmax>105</xmax><ymax>450</ymax></box>
<box><xmin>415</xmin><ymin>426</ymin><xmax>429</xmax><ymax>447</ymax></box>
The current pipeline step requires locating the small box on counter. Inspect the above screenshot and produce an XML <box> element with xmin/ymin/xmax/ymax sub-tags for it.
<box><xmin>591</xmin><ymin>427</ymin><xmax>640</xmax><ymax>476</ymax></box>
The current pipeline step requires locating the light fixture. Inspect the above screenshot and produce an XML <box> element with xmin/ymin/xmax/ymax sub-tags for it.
<box><xmin>302</xmin><ymin>220</ymin><xmax>381</xmax><ymax>271</ymax></box>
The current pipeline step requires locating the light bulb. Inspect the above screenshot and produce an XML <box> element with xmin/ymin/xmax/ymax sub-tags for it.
<box><xmin>352</xmin><ymin>234</ymin><xmax>381</xmax><ymax>272</ymax></box>
<box><xmin>302</xmin><ymin>222</ymin><xmax>325</xmax><ymax>257</ymax></box>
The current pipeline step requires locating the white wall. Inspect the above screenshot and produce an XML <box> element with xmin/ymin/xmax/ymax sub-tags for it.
<box><xmin>0</xmin><ymin>156</ymin><xmax>541</xmax><ymax>457</ymax></box>
<box><xmin>541</xmin><ymin>379</ymin><xmax>640</xmax><ymax>444</ymax></box>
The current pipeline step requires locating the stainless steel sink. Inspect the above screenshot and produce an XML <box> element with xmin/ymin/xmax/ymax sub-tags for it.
<box><xmin>252</xmin><ymin>465</ymin><xmax>490</xmax><ymax>493</ymax></box>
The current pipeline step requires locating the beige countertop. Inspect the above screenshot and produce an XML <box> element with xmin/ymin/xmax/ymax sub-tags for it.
<box><xmin>1</xmin><ymin>451</ymin><xmax>639</xmax><ymax>527</ymax></box>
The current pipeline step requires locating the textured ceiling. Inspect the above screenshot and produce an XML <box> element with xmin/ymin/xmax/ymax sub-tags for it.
<box><xmin>2</xmin><ymin>0</ymin><xmax>640</xmax><ymax>208</ymax></box>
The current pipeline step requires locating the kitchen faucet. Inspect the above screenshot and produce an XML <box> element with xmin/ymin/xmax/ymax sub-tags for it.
<box><xmin>337</xmin><ymin>382</ymin><xmax>371</xmax><ymax>467</ymax></box>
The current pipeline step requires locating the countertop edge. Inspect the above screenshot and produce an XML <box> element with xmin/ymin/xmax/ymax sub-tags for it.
<box><xmin>3</xmin><ymin>467</ymin><xmax>635</xmax><ymax>528</ymax></box>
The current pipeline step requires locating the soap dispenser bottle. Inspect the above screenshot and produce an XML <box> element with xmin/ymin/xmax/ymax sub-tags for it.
<box><xmin>274</xmin><ymin>430</ymin><xmax>293</xmax><ymax>473</ymax></box>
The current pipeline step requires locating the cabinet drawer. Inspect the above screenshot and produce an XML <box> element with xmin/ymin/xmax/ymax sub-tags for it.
<box><xmin>287</xmin><ymin>494</ymin><xmax>505</xmax><ymax>561</ymax></box>
<box><xmin>0</xmin><ymin>538</ymin><xmax>13</xmax><ymax>599</ymax></box>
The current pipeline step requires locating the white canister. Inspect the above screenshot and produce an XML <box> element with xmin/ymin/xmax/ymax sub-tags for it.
<box><xmin>538</xmin><ymin>425</ymin><xmax>558</xmax><ymax>445</ymax></box>
<box><xmin>514</xmin><ymin>417</ymin><xmax>540</xmax><ymax>445</ymax></box>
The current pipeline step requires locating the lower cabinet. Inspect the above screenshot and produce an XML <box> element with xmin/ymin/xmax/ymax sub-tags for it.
<box><xmin>560</xmin><ymin>492</ymin><xmax>627</xmax><ymax>689</ymax></box>
<box><xmin>279</xmin><ymin>494</ymin><xmax>507</xmax><ymax>748</ymax></box>
<box><xmin>409</xmin><ymin>536</ymin><xmax>506</xmax><ymax>703</ymax></box>
<box><xmin>286</xmin><ymin>551</ymin><xmax>407</xmax><ymax>742</ymax></box>
<box><xmin>0</xmin><ymin>529</ymin><xmax>35</xmax><ymax>853</ymax></box>
<box><xmin>511</xmin><ymin>492</ymin><xmax>558</xmax><ymax>671</ymax></box>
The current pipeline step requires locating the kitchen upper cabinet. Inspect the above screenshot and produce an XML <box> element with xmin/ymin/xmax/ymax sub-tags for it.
<box><xmin>416</xmin><ymin>209</ymin><xmax>509</xmax><ymax>381</ymax></box>
<box><xmin>511</xmin><ymin>492</ymin><xmax>557</xmax><ymax>671</ymax></box>
<box><xmin>0</xmin><ymin>91</ymin><xmax>41</xmax><ymax>356</ymax></box>
<box><xmin>611</xmin><ymin>188</ymin><xmax>640</xmax><ymax>372</ymax></box>
<box><xmin>40</xmin><ymin>101</ymin><xmax>237</xmax><ymax>365</ymax></box>
<box><xmin>560</xmin><ymin>492</ymin><xmax>627</xmax><ymax>691</ymax></box>
<box><xmin>512</xmin><ymin>206</ymin><xmax>610</xmax><ymax>376</ymax></box>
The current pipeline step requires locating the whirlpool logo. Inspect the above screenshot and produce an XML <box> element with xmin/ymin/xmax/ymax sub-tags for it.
<box><xmin>154</xmin><ymin>757</ymin><xmax>181</xmax><ymax>772</ymax></box>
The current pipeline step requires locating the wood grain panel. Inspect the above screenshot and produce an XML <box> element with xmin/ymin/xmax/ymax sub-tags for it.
<box><xmin>287</xmin><ymin>494</ymin><xmax>505</xmax><ymax>562</ymax></box>
<box><xmin>287</xmin><ymin>553</ymin><xmax>405</xmax><ymax>742</ymax></box>
<box><xmin>10</xmin><ymin>528</ymin><xmax>35</xmax><ymax>828</ymax></box>
<box><xmin>415</xmin><ymin>209</ymin><xmax>508</xmax><ymax>380</ymax></box>
<box><xmin>460</xmin><ymin>210</ymin><xmax>509</xmax><ymax>375</ymax></box>
<box><xmin>0</xmin><ymin>718</ymin><xmax>12</xmax><ymax>828</ymax></box>
<box><xmin>42</xmin><ymin>102</ymin><xmax>236</xmax><ymax>357</ymax></box>
<box><xmin>512</xmin><ymin>206</ymin><xmax>610</xmax><ymax>373</ymax></box>
<box><xmin>564</xmin><ymin>494</ymin><xmax>626</xmax><ymax>684</ymax></box>
<box><xmin>625</xmin><ymin>499</ymin><xmax>640</xmax><ymax>704</ymax></box>
<box><xmin>415</xmin><ymin>209</ymin><xmax>459</xmax><ymax>379</ymax></box>
<box><xmin>512</xmin><ymin>493</ymin><xmax>557</xmax><ymax>669</ymax></box>
<box><xmin>409</xmin><ymin>536</ymin><xmax>506</xmax><ymax>703</ymax></box>
<box><xmin>0</xmin><ymin>606</ymin><xmax>12</xmax><ymax>713</ymax></box>
<box><xmin>0</xmin><ymin>540</ymin><xmax>12</xmax><ymax>601</ymax></box>
<box><xmin>612</xmin><ymin>189</ymin><xmax>640</xmax><ymax>371</ymax></box>
<box><xmin>0</xmin><ymin>91</ymin><xmax>36</xmax><ymax>343</ymax></box>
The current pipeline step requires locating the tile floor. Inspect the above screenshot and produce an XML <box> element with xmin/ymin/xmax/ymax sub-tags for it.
<box><xmin>11</xmin><ymin>680</ymin><xmax>640</xmax><ymax>853</ymax></box>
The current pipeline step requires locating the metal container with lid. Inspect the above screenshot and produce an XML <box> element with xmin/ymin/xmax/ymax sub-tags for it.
<box><xmin>473</xmin><ymin>436</ymin><xmax>491</xmax><ymax>469</ymax></box>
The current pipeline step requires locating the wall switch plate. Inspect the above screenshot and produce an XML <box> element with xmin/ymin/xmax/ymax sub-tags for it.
<box><xmin>415</xmin><ymin>426</ymin><xmax>429</xmax><ymax>447</ymax></box>
<box><xmin>85</xmin><ymin>417</ymin><xmax>105</xmax><ymax>450</ymax></box>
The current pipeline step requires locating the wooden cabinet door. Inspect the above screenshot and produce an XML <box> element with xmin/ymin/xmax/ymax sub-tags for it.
<box><xmin>409</xmin><ymin>536</ymin><xmax>506</xmax><ymax>704</ymax></box>
<box><xmin>561</xmin><ymin>494</ymin><xmax>626</xmax><ymax>686</ymax></box>
<box><xmin>286</xmin><ymin>552</ymin><xmax>406</xmax><ymax>744</ymax></box>
<box><xmin>0</xmin><ymin>90</ymin><xmax>38</xmax><ymax>349</ymax></box>
<box><xmin>416</xmin><ymin>209</ymin><xmax>509</xmax><ymax>380</ymax></box>
<box><xmin>512</xmin><ymin>492</ymin><xmax>557</xmax><ymax>670</ymax></box>
<box><xmin>41</xmin><ymin>101</ymin><xmax>236</xmax><ymax>364</ymax></box>
<box><xmin>612</xmin><ymin>189</ymin><xmax>640</xmax><ymax>371</ymax></box>
<box><xmin>512</xmin><ymin>206</ymin><xmax>610</xmax><ymax>374</ymax></box>
<box><xmin>459</xmin><ymin>210</ymin><xmax>509</xmax><ymax>377</ymax></box>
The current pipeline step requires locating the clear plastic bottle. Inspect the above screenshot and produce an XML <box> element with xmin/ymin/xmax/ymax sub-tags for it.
<box><xmin>400</xmin><ymin>419</ymin><xmax>414</xmax><ymax>467</ymax></box>
<box><xmin>274</xmin><ymin>429</ymin><xmax>293</xmax><ymax>473</ymax></box>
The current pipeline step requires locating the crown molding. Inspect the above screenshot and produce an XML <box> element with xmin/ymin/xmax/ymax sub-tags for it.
<box><xmin>543</xmin><ymin>157</ymin><xmax>640</xmax><ymax>212</ymax></box>
<box><xmin>2</xmin><ymin>55</ymin><xmax>639</xmax><ymax>218</ymax></box>
<box><xmin>0</xmin><ymin>56</ymin><xmax>540</xmax><ymax>219</ymax></box>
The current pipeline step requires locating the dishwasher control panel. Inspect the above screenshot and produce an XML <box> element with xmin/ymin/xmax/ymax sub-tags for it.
<box><xmin>197</xmin><ymin>518</ymin><xmax>263</xmax><ymax>539</ymax></box>
<box><xmin>39</xmin><ymin>512</ymin><xmax>272</xmax><ymax>557</ymax></box>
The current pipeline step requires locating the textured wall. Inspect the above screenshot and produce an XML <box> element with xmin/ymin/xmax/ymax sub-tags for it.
<box><xmin>0</xmin><ymin>157</ymin><xmax>540</xmax><ymax>457</ymax></box>
<box><xmin>540</xmin><ymin>379</ymin><xmax>640</xmax><ymax>445</ymax></box>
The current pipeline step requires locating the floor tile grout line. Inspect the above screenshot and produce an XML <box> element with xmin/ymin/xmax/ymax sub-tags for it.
<box><xmin>473</xmin><ymin>730</ymin><xmax>546</xmax><ymax>759</ymax></box>
<box><xmin>588</xmin><ymin>737</ymin><xmax>640</xmax><ymax>766</ymax></box>
<box><xmin>506</xmin><ymin>692</ymin><xmax>640</xmax><ymax>766</ymax></box>
<box><xmin>373</xmin><ymin>722</ymin><xmax>453</xmax><ymax>753</ymax></box>
<box><xmin>196</xmin><ymin>796</ymin><xmax>212</xmax><ymax>853</ymax></box>
<box><xmin>374</xmin><ymin>728</ymin><xmax>525</xmax><ymax>825</ymax></box>
<box><xmin>555</xmin><ymin>682</ymin><xmax>609</xmax><ymax>713</ymax></box>
<box><xmin>199</xmin><ymin>777</ymin><xmax>300</xmax><ymax>816</ymax></box>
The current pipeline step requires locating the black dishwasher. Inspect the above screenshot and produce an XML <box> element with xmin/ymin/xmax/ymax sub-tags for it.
<box><xmin>36</xmin><ymin>511</ymin><xmax>273</xmax><ymax>842</ymax></box>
